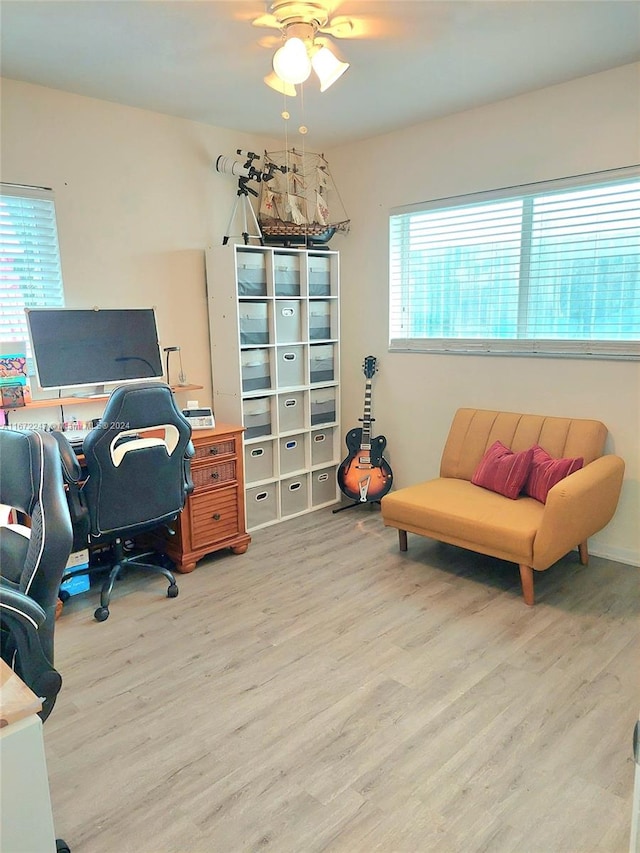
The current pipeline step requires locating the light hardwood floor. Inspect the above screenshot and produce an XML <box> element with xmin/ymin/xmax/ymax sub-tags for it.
<box><xmin>45</xmin><ymin>506</ymin><xmax>639</xmax><ymax>853</ymax></box>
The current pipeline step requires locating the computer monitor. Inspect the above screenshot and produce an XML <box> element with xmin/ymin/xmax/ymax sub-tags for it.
<box><xmin>25</xmin><ymin>307</ymin><xmax>164</xmax><ymax>393</ymax></box>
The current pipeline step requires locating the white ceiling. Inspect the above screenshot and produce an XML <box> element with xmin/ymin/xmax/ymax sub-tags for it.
<box><xmin>1</xmin><ymin>1</ymin><xmax>639</xmax><ymax>148</ymax></box>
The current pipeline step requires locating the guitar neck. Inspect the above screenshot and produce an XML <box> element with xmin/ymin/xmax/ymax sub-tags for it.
<box><xmin>360</xmin><ymin>380</ymin><xmax>373</xmax><ymax>447</ymax></box>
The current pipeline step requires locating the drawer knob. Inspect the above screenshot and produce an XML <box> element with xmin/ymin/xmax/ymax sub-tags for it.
<box><xmin>209</xmin><ymin>447</ymin><xmax>219</xmax><ymax>455</ymax></box>
<box><xmin>211</xmin><ymin>471</ymin><xmax>219</xmax><ymax>480</ymax></box>
<box><xmin>212</xmin><ymin>513</ymin><xmax>221</xmax><ymax>521</ymax></box>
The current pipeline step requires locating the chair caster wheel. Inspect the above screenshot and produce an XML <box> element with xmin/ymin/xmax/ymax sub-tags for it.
<box><xmin>94</xmin><ymin>606</ymin><xmax>110</xmax><ymax>622</ymax></box>
<box><xmin>59</xmin><ymin>590</ymin><xmax>71</xmax><ymax>603</ymax></box>
<box><xmin>167</xmin><ymin>583</ymin><xmax>179</xmax><ymax>599</ymax></box>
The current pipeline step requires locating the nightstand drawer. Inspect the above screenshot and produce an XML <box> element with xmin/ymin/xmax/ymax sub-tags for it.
<box><xmin>188</xmin><ymin>486</ymin><xmax>239</xmax><ymax>546</ymax></box>
<box><xmin>193</xmin><ymin>437</ymin><xmax>236</xmax><ymax>462</ymax></box>
<box><xmin>191</xmin><ymin>460</ymin><xmax>237</xmax><ymax>491</ymax></box>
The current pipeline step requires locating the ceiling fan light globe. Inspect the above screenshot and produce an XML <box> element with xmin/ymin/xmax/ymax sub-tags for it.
<box><xmin>311</xmin><ymin>45</ymin><xmax>349</xmax><ymax>91</ymax></box>
<box><xmin>273</xmin><ymin>37</ymin><xmax>312</xmax><ymax>84</ymax></box>
<box><xmin>264</xmin><ymin>71</ymin><xmax>297</xmax><ymax>96</ymax></box>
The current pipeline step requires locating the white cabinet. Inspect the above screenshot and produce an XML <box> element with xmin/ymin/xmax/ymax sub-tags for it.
<box><xmin>206</xmin><ymin>245</ymin><xmax>341</xmax><ymax>530</ymax></box>
<box><xmin>0</xmin><ymin>662</ymin><xmax>57</xmax><ymax>852</ymax></box>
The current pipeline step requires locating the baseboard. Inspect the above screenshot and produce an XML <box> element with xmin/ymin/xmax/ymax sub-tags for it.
<box><xmin>588</xmin><ymin>542</ymin><xmax>640</xmax><ymax>568</ymax></box>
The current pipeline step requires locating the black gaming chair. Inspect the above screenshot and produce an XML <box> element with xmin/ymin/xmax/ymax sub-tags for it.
<box><xmin>0</xmin><ymin>428</ymin><xmax>73</xmax><ymax>722</ymax></box>
<box><xmin>57</xmin><ymin>381</ymin><xmax>193</xmax><ymax>622</ymax></box>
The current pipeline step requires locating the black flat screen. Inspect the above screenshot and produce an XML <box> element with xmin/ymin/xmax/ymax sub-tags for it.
<box><xmin>26</xmin><ymin>307</ymin><xmax>164</xmax><ymax>390</ymax></box>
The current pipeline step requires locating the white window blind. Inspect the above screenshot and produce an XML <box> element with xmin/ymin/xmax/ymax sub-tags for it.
<box><xmin>389</xmin><ymin>167</ymin><xmax>640</xmax><ymax>359</ymax></box>
<box><xmin>0</xmin><ymin>184</ymin><xmax>65</xmax><ymax>355</ymax></box>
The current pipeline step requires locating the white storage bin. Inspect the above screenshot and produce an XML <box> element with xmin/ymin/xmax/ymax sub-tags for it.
<box><xmin>274</xmin><ymin>254</ymin><xmax>301</xmax><ymax>296</ymax></box>
<box><xmin>311</xmin><ymin>427</ymin><xmax>336</xmax><ymax>466</ymax></box>
<box><xmin>275</xmin><ymin>300</ymin><xmax>302</xmax><ymax>343</ymax></box>
<box><xmin>244</xmin><ymin>440</ymin><xmax>275</xmax><ymax>483</ymax></box>
<box><xmin>243</xmin><ymin>396</ymin><xmax>272</xmax><ymax>439</ymax></box>
<box><xmin>309</xmin><ymin>301</ymin><xmax>331</xmax><ymax>340</ymax></box>
<box><xmin>279</xmin><ymin>433</ymin><xmax>306</xmax><ymax>475</ymax></box>
<box><xmin>237</xmin><ymin>250</ymin><xmax>267</xmax><ymax>296</ymax></box>
<box><xmin>276</xmin><ymin>345</ymin><xmax>305</xmax><ymax>387</ymax></box>
<box><xmin>310</xmin><ymin>343</ymin><xmax>335</xmax><ymax>383</ymax></box>
<box><xmin>312</xmin><ymin>467</ymin><xmax>338</xmax><ymax>506</ymax></box>
<box><xmin>310</xmin><ymin>387</ymin><xmax>337</xmax><ymax>426</ymax></box>
<box><xmin>280</xmin><ymin>473</ymin><xmax>309</xmax><ymax>517</ymax></box>
<box><xmin>241</xmin><ymin>348</ymin><xmax>271</xmax><ymax>392</ymax></box>
<box><xmin>246</xmin><ymin>482</ymin><xmax>279</xmax><ymax>528</ymax></box>
<box><xmin>239</xmin><ymin>301</ymin><xmax>269</xmax><ymax>345</ymax></box>
<box><xmin>277</xmin><ymin>391</ymin><xmax>306</xmax><ymax>432</ymax></box>
<box><xmin>308</xmin><ymin>255</ymin><xmax>331</xmax><ymax>296</ymax></box>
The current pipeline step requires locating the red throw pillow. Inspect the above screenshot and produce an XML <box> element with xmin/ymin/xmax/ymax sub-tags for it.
<box><xmin>524</xmin><ymin>445</ymin><xmax>583</xmax><ymax>504</ymax></box>
<box><xmin>471</xmin><ymin>440</ymin><xmax>534</xmax><ymax>500</ymax></box>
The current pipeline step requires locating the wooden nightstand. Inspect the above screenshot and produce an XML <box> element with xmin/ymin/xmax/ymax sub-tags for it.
<box><xmin>155</xmin><ymin>423</ymin><xmax>250</xmax><ymax>572</ymax></box>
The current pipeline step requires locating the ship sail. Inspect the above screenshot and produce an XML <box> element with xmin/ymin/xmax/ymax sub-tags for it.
<box><xmin>287</xmin><ymin>192</ymin><xmax>307</xmax><ymax>226</ymax></box>
<box><xmin>315</xmin><ymin>191</ymin><xmax>329</xmax><ymax>227</ymax></box>
<box><xmin>259</xmin><ymin>185</ymin><xmax>276</xmax><ymax>219</ymax></box>
<box><xmin>259</xmin><ymin>148</ymin><xmax>350</xmax><ymax>246</ymax></box>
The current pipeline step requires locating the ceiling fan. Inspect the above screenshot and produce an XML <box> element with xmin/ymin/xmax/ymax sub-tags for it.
<box><xmin>252</xmin><ymin>2</ymin><xmax>360</xmax><ymax>95</ymax></box>
<box><xmin>253</xmin><ymin>2</ymin><xmax>356</xmax><ymax>40</ymax></box>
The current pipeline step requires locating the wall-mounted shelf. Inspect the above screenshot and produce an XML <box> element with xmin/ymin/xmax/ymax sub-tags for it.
<box><xmin>2</xmin><ymin>384</ymin><xmax>203</xmax><ymax>412</ymax></box>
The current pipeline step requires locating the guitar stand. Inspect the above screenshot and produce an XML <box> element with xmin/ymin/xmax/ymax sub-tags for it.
<box><xmin>333</xmin><ymin>500</ymin><xmax>381</xmax><ymax>514</ymax></box>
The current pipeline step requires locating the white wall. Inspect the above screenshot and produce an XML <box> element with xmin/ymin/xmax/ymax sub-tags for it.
<box><xmin>0</xmin><ymin>78</ymin><xmax>277</xmax><ymax>419</ymax></box>
<box><xmin>2</xmin><ymin>67</ymin><xmax>638</xmax><ymax>565</ymax></box>
<box><xmin>329</xmin><ymin>63</ymin><xmax>640</xmax><ymax>565</ymax></box>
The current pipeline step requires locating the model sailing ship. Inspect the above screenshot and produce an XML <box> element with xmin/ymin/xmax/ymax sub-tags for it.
<box><xmin>259</xmin><ymin>148</ymin><xmax>350</xmax><ymax>246</ymax></box>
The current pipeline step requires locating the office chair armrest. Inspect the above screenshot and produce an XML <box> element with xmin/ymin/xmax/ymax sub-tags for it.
<box><xmin>50</xmin><ymin>430</ymin><xmax>83</xmax><ymax>484</ymax></box>
<box><xmin>184</xmin><ymin>439</ymin><xmax>195</xmax><ymax>497</ymax></box>
<box><xmin>0</xmin><ymin>588</ymin><xmax>61</xmax><ymax>722</ymax></box>
<box><xmin>0</xmin><ymin>587</ymin><xmax>47</xmax><ymax>628</ymax></box>
<box><xmin>50</xmin><ymin>430</ymin><xmax>91</xmax><ymax>552</ymax></box>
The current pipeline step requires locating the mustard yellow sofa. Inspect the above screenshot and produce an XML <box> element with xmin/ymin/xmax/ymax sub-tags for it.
<box><xmin>380</xmin><ymin>408</ymin><xmax>625</xmax><ymax>605</ymax></box>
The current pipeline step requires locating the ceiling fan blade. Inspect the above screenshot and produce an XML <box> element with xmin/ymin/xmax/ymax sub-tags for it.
<box><xmin>319</xmin><ymin>16</ymin><xmax>353</xmax><ymax>38</ymax></box>
<box><xmin>257</xmin><ymin>34</ymin><xmax>284</xmax><ymax>50</ymax></box>
<box><xmin>325</xmin><ymin>15</ymin><xmax>407</xmax><ymax>40</ymax></box>
<box><xmin>252</xmin><ymin>13</ymin><xmax>281</xmax><ymax>30</ymax></box>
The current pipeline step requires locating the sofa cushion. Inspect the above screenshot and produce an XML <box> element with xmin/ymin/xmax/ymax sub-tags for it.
<box><xmin>524</xmin><ymin>445</ymin><xmax>583</xmax><ymax>504</ymax></box>
<box><xmin>471</xmin><ymin>440</ymin><xmax>534</xmax><ymax>499</ymax></box>
<box><xmin>381</xmin><ymin>478</ymin><xmax>544</xmax><ymax>562</ymax></box>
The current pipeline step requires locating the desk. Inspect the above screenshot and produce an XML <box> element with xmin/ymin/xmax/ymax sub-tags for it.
<box><xmin>1</xmin><ymin>383</ymin><xmax>203</xmax><ymax>413</ymax></box>
<box><xmin>0</xmin><ymin>660</ymin><xmax>57</xmax><ymax>852</ymax></box>
<box><xmin>62</xmin><ymin>421</ymin><xmax>251</xmax><ymax>573</ymax></box>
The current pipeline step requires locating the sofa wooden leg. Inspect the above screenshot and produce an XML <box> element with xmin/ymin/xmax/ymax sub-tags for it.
<box><xmin>398</xmin><ymin>530</ymin><xmax>408</xmax><ymax>552</ymax></box>
<box><xmin>578</xmin><ymin>541</ymin><xmax>589</xmax><ymax>565</ymax></box>
<box><xmin>519</xmin><ymin>564</ymin><xmax>535</xmax><ymax>606</ymax></box>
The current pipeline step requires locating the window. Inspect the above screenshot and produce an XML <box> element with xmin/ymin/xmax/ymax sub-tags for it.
<box><xmin>389</xmin><ymin>167</ymin><xmax>640</xmax><ymax>358</ymax></box>
<box><xmin>0</xmin><ymin>184</ymin><xmax>65</xmax><ymax>355</ymax></box>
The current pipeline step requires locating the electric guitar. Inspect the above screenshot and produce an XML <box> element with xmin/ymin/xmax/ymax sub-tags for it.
<box><xmin>337</xmin><ymin>355</ymin><xmax>393</xmax><ymax>503</ymax></box>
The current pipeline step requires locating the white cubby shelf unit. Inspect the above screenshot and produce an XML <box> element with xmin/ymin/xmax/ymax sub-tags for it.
<box><xmin>206</xmin><ymin>244</ymin><xmax>341</xmax><ymax>531</ymax></box>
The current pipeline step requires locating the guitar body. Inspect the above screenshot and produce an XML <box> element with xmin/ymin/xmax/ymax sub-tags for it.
<box><xmin>337</xmin><ymin>356</ymin><xmax>393</xmax><ymax>504</ymax></box>
<box><xmin>343</xmin><ymin>427</ymin><xmax>387</xmax><ymax>465</ymax></box>
<box><xmin>337</xmin><ymin>434</ymin><xmax>393</xmax><ymax>503</ymax></box>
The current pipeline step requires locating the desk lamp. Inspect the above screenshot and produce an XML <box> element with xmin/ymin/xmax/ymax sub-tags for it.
<box><xmin>163</xmin><ymin>346</ymin><xmax>187</xmax><ymax>386</ymax></box>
